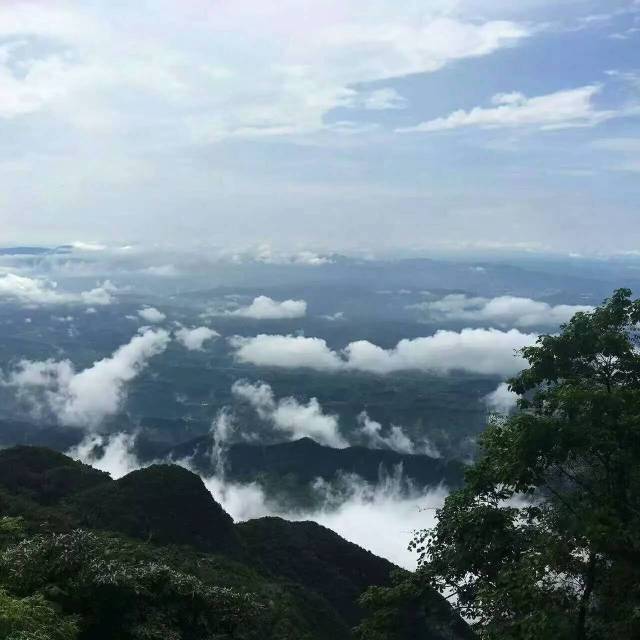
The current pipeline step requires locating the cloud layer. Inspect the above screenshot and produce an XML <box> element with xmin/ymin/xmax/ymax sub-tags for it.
<box><xmin>228</xmin><ymin>296</ymin><xmax>307</xmax><ymax>319</ymax></box>
<box><xmin>0</xmin><ymin>273</ymin><xmax>116</xmax><ymax>306</ymax></box>
<box><xmin>230</xmin><ymin>328</ymin><xmax>535</xmax><ymax>376</ymax></box>
<box><xmin>4</xmin><ymin>329</ymin><xmax>170</xmax><ymax>428</ymax></box>
<box><xmin>0</xmin><ymin>3</ymin><xmax>528</xmax><ymax>136</ymax></box>
<box><xmin>414</xmin><ymin>294</ymin><xmax>593</xmax><ymax>328</ymax></box>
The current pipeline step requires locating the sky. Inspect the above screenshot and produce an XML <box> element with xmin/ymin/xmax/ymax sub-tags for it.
<box><xmin>1</xmin><ymin>0</ymin><xmax>640</xmax><ymax>256</ymax></box>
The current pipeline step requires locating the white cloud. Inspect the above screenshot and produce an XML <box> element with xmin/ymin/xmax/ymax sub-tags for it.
<box><xmin>137</xmin><ymin>306</ymin><xmax>166</xmax><ymax>323</ymax></box>
<box><xmin>67</xmin><ymin>432</ymin><xmax>141</xmax><ymax>479</ymax></box>
<box><xmin>414</xmin><ymin>293</ymin><xmax>592</xmax><ymax>327</ymax></box>
<box><xmin>302</xmin><ymin>476</ymin><xmax>447</xmax><ymax>569</ymax></box>
<box><xmin>229</xmin><ymin>334</ymin><xmax>344</xmax><ymax>370</ymax></box>
<box><xmin>230</xmin><ymin>328</ymin><xmax>535</xmax><ymax>376</ymax></box>
<box><xmin>80</xmin><ymin>280</ymin><xmax>117</xmax><ymax>305</ymax></box>
<box><xmin>356</xmin><ymin>411</ymin><xmax>440</xmax><ymax>457</ymax></box>
<box><xmin>344</xmin><ymin>331</ymin><xmax>534</xmax><ymax>375</ymax></box>
<box><xmin>175</xmin><ymin>325</ymin><xmax>219</xmax><ymax>351</ymax></box>
<box><xmin>0</xmin><ymin>273</ymin><xmax>116</xmax><ymax>306</ymax></box>
<box><xmin>484</xmin><ymin>382</ymin><xmax>519</xmax><ymax>414</ymax></box>
<box><xmin>3</xmin><ymin>328</ymin><xmax>170</xmax><ymax>428</ymax></box>
<box><xmin>398</xmin><ymin>85</ymin><xmax>618</xmax><ymax>132</ymax></box>
<box><xmin>228</xmin><ymin>295</ymin><xmax>307</xmax><ymax>320</ymax></box>
<box><xmin>0</xmin><ymin>40</ymin><xmax>71</xmax><ymax>118</ymax></box>
<box><xmin>207</xmin><ymin>468</ymin><xmax>447</xmax><ymax>569</ymax></box>
<box><xmin>232</xmin><ymin>379</ymin><xmax>347</xmax><ymax>448</ymax></box>
<box><xmin>0</xmin><ymin>3</ymin><xmax>528</xmax><ymax>139</ymax></box>
<box><xmin>71</xmin><ymin>241</ymin><xmax>107</xmax><ymax>251</ymax></box>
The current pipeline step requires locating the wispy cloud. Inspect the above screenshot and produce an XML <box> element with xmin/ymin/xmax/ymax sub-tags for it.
<box><xmin>398</xmin><ymin>85</ymin><xmax>621</xmax><ymax>133</ymax></box>
<box><xmin>232</xmin><ymin>379</ymin><xmax>347</xmax><ymax>448</ymax></box>
<box><xmin>3</xmin><ymin>329</ymin><xmax>170</xmax><ymax>428</ymax></box>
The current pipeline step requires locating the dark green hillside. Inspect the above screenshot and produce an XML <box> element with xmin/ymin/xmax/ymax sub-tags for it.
<box><xmin>0</xmin><ymin>446</ymin><xmax>110</xmax><ymax>504</ymax></box>
<box><xmin>70</xmin><ymin>464</ymin><xmax>243</xmax><ymax>555</ymax></box>
<box><xmin>0</xmin><ymin>446</ymin><xmax>473</xmax><ymax>639</ymax></box>
<box><xmin>237</xmin><ymin>517</ymin><xmax>397</xmax><ymax>626</ymax></box>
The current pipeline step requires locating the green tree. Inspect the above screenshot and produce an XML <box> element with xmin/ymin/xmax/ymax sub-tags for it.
<box><xmin>0</xmin><ymin>529</ymin><xmax>266</xmax><ymax>640</ymax></box>
<box><xmin>0</xmin><ymin>587</ymin><xmax>78</xmax><ymax>640</ymax></box>
<box><xmin>364</xmin><ymin>289</ymin><xmax>640</xmax><ymax>639</ymax></box>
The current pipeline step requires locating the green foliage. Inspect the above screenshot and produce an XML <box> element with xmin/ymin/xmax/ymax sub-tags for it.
<box><xmin>0</xmin><ymin>517</ymin><xmax>26</xmax><ymax>548</ymax></box>
<box><xmin>0</xmin><ymin>587</ymin><xmax>78</xmax><ymax>640</ymax></box>
<box><xmin>0</xmin><ymin>529</ymin><xmax>265</xmax><ymax>640</ymax></box>
<box><xmin>355</xmin><ymin>571</ymin><xmax>475</xmax><ymax>640</ymax></box>
<box><xmin>405</xmin><ymin>289</ymin><xmax>640</xmax><ymax>639</ymax></box>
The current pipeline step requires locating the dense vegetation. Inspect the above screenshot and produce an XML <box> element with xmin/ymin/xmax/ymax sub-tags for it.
<box><xmin>360</xmin><ymin>289</ymin><xmax>640</xmax><ymax>639</ymax></box>
<box><xmin>0</xmin><ymin>446</ymin><xmax>469</xmax><ymax>639</ymax></box>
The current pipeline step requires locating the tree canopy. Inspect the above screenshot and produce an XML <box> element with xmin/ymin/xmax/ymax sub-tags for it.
<box><xmin>361</xmin><ymin>288</ymin><xmax>640</xmax><ymax>639</ymax></box>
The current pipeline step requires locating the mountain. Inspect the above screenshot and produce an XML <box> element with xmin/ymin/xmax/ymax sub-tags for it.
<box><xmin>0</xmin><ymin>421</ymin><xmax>464</xmax><ymax>508</ymax></box>
<box><xmin>168</xmin><ymin>435</ymin><xmax>464</xmax><ymax>491</ymax></box>
<box><xmin>70</xmin><ymin>464</ymin><xmax>243</xmax><ymax>556</ymax></box>
<box><xmin>238</xmin><ymin>516</ymin><xmax>397</xmax><ymax>627</ymax></box>
<box><xmin>0</xmin><ymin>446</ymin><xmax>110</xmax><ymax>504</ymax></box>
<box><xmin>0</xmin><ymin>445</ymin><xmax>473</xmax><ymax>640</ymax></box>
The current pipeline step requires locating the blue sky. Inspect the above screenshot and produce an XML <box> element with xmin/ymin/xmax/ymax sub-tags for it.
<box><xmin>0</xmin><ymin>0</ymin><xmax>639</xmax><ymax>256</ymax></box>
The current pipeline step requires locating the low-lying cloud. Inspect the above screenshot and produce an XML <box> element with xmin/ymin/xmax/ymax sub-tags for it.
<box><xmin>230</xmin><ymin>328</ymin><xmax>535</xmax><ymax>376</ymax></box>
<box><xmin>356</xmin><ymin>411</ymin><xmax>440</xmax><ymax>457</ymax></box>
<box><xmin>228</xmin><ymin>296</ymin><xmax>307</xmax><ymax>319</ymax></box>
<box><xmin>175</xmin><ymin>325</ymin><xmax>219</xmax><ymax>351</ymax></box>
<box><xmin>3</xmin><ymin>328</ymin><xmax>170</xmax><ymax>428</ymax></box>
<box><xmin>0</xmin><ymin>273</ymin><xmax>117</xmax><ymax>306</ymax></box>
<box><xmin>67</xmin><ymin>432</ymin><xmax>141</xmax><ymax>478</ymax></box>
<box><xmin>484</xmin><ymin>382</ymin><xmax>519</xmax><ymax>414</ymax></box>
<box><xmin>69</xmin><ymin>430</ymin><xmax>445</xmax><ymax>569</ymax></box>
<box><xmin>137</xmin><ymin>307</ymin><xmax>166</xmax><ymax>323</ymax></box>
<box><xmin>413</xmin><ymin>294</ymin><xmax>592</xmax><ymax>328</ymax></box>
<box><xmin>232</xmin><ymin>379</ymin><xmax>347</xmax><ymax>448</ymax></box>
<box><xmin>229</xmin><ymin>334</ymin><xmax>343</xmax><ymax>370</ymax></box>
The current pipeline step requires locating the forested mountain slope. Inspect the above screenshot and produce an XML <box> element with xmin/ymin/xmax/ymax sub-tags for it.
<box><xmin>0</xmin><ymin>446</ymin><xmax>472</xmax><ymax>640</ymax></box>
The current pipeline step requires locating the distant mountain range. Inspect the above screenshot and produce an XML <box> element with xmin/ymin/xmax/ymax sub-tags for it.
<box><xmin>167</xmin><ymin>434</ymin><xmax>464</xmax><ymax>492</ymax></box>
<box><xmin>0</xmin><ymin>420</ymin><xmax>465</xmax><ymax>506</ymax></box>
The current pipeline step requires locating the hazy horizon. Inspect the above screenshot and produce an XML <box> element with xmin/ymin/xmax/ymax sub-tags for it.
<box><xmin>1</xmin><ymin>0</ymin><xmax>640</xmax><ymax>254</ymax></box>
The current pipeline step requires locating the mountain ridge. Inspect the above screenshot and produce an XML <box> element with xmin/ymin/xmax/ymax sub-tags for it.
<box><xmin>0</xmin><ymin>445</ymin><xmax>473</xmax><ymax>639</ymax></box>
